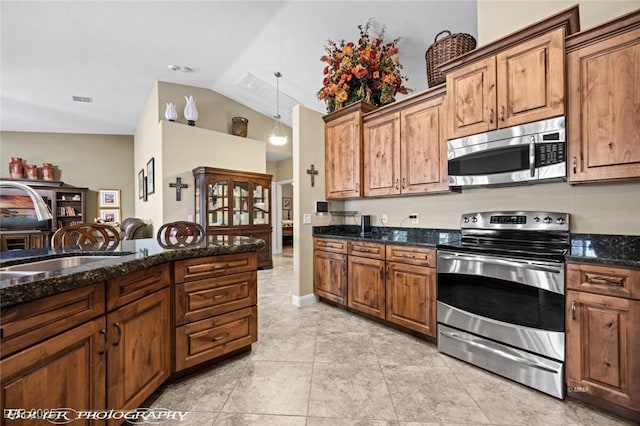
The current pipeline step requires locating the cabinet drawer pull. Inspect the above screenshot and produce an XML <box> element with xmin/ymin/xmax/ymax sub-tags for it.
<box><xmin>213</xmin><ymin>293</ymin><xmax>228</xmax><ymax>300</ymax></box>
<box><xmin>571</xmin><ymin>301</ymin><xmax>576</xmax><ymax>320</ymax></box>
<box><xmin>499</xmin><ymin>106</ymin><xmax>505</xmax><ymax>121</ymax></box>
<box><xmin>112</xmin><ymin>323</ymin><xmax>122</xmax><ymax>346</ymax></box>
<box><xmin>401</xmin><ymin>178</ymin><xmax>405</xmax><ymax>189</ymax></box>
<box><xmin>489</xmin><ymin>108</ymin><xmax>494</xmax><ymax>124</ymax></box>
<box><xmin>395</xmin><ymin>179</ymin><xmax>399</xmax><ymax>190</ymax></box>
<box><xmin>355</xmin><ymin>182</ymin><xmax>360</xmax><ymax>192</ymax></box>
<box><xmin>99</xmin><ymin>329</ymin><xmax>108</xmax><ymax>355</ymax></box>
<box><xmin>211</xmin><ymin>332</ymin><xmax>229</xmax><ymax>342</ymax></box>
<box><xmin>212</xmin><ymin>264</ymin><xmax>228</xmax><ymax>270</ymax></box>
<box><xmin>572</xmin><ymin>157</ymin><xmax>577</xmax><ymax>174</ymax></box>
<box><xmin>585</xmin><ymin>273</ymin><xmax>623</xmax><ymax>286</ymax></box>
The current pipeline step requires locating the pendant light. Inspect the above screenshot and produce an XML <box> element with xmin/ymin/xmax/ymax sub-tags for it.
<box><xmin>268</xmin><ymin>71</ymin><xmax>287</xmax><ymax>146</ymax></box>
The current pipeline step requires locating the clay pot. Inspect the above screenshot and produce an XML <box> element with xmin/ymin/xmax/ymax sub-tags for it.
<box><xmin>42</xmin><ymin>163</ymin><xmax>54</xmax><ymax>181</ymax></box>
<box><xmin>9</xmin><ymin>157</ymin><xmax>24</xmax><ymax>179</ymax></box>
<box><xmin>25</xmin><ymin>164</ymin><xmax>39</xmax><ymax>180</ymax></box>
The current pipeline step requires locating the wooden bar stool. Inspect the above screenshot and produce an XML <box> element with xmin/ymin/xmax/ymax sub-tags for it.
<box><xmin>156</xmin><ymin>221</ymin><xmax>205</xmax><ymax>248</ymax></box>
<box><xmin>51</xmin><ymin>223</ymin><xmax>121</xmax><ymax>250</ymax></box>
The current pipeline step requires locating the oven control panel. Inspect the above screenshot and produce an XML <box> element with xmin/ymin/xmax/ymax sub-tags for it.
<box><xmin>460</xmin><ymin>211</ymin><xmax>570</xmax><ymax>231</ymax></box>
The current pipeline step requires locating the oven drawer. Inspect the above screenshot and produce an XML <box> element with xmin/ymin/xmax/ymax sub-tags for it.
<box><xmin>438</xmin><ymin>324</ymin><xmax>564</xmax><ymax>399</ymax></box>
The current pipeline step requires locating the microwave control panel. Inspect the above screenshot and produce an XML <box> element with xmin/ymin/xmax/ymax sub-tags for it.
<box><xmin>536</xmin><ymin>142</ymin><xmax>565</xmax><ymax>167</ymax></box>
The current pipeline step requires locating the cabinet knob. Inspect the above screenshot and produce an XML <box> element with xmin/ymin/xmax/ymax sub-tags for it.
<box><xmin>488</xmin><ymin>108</ymin><xmax>494</xmax><ymax>124</ymax></box>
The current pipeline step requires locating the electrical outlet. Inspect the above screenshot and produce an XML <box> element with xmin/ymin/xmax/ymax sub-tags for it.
<box><xmin>187</xmin><ymin>214</ymin><xmax>193</xmax><ymax>222</ymax></box>
<box><xmin>303</xmin><ymin>213</ymin><xmax>312</xmax><ymax>224</ymax></box>
<box><xmin>409</xmin><ymin>213</ymin><xmax>419</xmax><ymax>225</ymax></box>
<box><xmin>381</xmin><ymin>214</ymin><xmax>388</xmax><ymax>225</ymax></box>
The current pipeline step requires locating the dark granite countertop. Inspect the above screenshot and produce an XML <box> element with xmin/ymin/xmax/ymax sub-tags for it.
<box><xmin>313</xmin><ymin>225</ymin><xmax>461</xmax><ymax>248</ymax></box>
<box><xmin>314</xmin><ymin>226</ymin><xmax>640</xmax><ymax>269</ymax></box>
<box><xmin>568</xmin><ymin>233</ymin><xmax>640</xmax><ymax>269</ymax></box>
<box><xmin>0</xmin><ymin>235</ymin><xmax>265</xmax><ymax>308</ymax></box>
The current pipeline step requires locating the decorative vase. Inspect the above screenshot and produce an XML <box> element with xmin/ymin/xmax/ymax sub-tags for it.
<box><xmin>232</xmin><ymin>117</ymin><xmax>248</xmax><ymax>137</ymax></box>
<box><xmin>164</xmin><ymin>102</ymin><xmax>177</xmax><ymax>121</ymax></box>
<box><xmin>9</xmin><ymin>157</ymin><xmax>24</xmax><ymax>179</ymax></box>
<box><xmin>25</xmin><ymin>164</ymin><xmax>39</xmax><ymax>180</ymax></box>
<box><xmin>42</xmin><ymin>163</ymin><xmax>54</xmax><ymax>181</ymax></box>
<box><xmin>184</xmin><ymin>96</ymin><xmax>198</xmax><ymax>126</ymax></box>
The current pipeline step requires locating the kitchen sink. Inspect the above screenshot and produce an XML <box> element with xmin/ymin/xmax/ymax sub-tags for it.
<box><xmin>0</xmin><ymin>271</ymin><xmax>41</xmax><ymax>280</ymax></box>
<box><xmin>0</xmin><ymin>256</ymin><xmax>124</xmax><ymax>273</ymax></box>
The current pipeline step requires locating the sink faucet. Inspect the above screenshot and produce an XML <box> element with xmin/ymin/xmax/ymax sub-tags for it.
<box><xmin>0</xmin><ymin>180</ymin><xmax>53</xmax><ymax>220</ymax></box>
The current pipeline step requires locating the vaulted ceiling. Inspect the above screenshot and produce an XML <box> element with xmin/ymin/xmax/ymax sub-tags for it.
<box><xmin>1</xmin><ymin>1</ymin><xmax>477</xmax><ymax>136</ymax></box>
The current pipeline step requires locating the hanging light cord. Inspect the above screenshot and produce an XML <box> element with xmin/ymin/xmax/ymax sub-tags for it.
<box><xmin>274</xmin><ymin>71</ymin><xmax>282</xmax><ymax>120</ymax></box>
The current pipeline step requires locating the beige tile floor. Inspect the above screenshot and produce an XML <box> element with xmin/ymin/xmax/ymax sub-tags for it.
<box><xmin>151</xmin><ymin>253</ymin><xmax>636</xmax><ymax>426</ymax></box>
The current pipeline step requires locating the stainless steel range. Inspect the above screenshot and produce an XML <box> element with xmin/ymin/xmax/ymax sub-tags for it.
<box><xmin>437</xmin><ymin>211</ymin><xmax>570</xmax><ymax>399</ymax></box>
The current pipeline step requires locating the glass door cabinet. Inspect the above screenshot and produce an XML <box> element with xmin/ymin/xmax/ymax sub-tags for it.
<box><xmin>193</xmin><ymin>167</ymin><xmax>273</xmax><ymax>269</ymax></box>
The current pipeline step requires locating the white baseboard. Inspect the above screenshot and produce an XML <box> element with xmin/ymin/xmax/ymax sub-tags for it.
<box><xmin>291</xmin><ymin>293</ymin><xmax>319</xmax><ymax>307</ymax></box>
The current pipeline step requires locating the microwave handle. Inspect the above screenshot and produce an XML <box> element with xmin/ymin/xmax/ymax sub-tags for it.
<box><xmin>529</xmin><ymin>136</ymin><xmax>536</xmax><ymax>178</ymax></box>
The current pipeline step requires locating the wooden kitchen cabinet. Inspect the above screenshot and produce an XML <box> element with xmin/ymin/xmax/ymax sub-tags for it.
<box><xmin>106</xmin><ymin>287</ymin><xmax>171</xmax><ymax>416</ymax></box>
<box><xmin>0</xmin><ymin>317</ymin><xmax>107</xmax><ymax>425</ymax></box>
<box><xmin>363</xmin><ymin>91</ymin><xmax>448</xmax><ymax>197</ymax></box>
<box><xmin>324</xmin><ymin>101</ymin><xmax>377</xmax><ymax>199</ymax></box>
<box><xmin>313</xmin><ymin>237</ymin><xmax>348</xmax><ymax>305</ymax></box>
<box><xmin>446</xmin><ymin>28</ymin><xmax>565</xmax><ymax>139</ymax></box>
<box><xmin>174</xmin><ymin>252</ymin><xmax>258</xmax><ymax>371</ymax></box>
<box><xmin>566</xmin><ymin>262</ymin><xmax>640</xmax><ymax>419</ymax></box>
<box><xmin>566</xmin><ymin>12</ymin><xmax>640</xmax><ymax>183</ymax></box>
<box><xmin>348</xmin><ymin>241</ymin><xmax>386</xmax><ymax>318</ymax></box>
<box><xmin>385</xmin><ymin>245</ymin><xmax>437</xmax><ymax>337</ymax></box>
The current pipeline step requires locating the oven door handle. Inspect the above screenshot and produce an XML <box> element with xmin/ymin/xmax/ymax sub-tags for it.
<box><xmin>438</xmin><ymin>254</ymin><xmax>562</xmax><ymax>274</ymax></box>
<box><xmin>440</xmin><ymin>330</ymin><xmax>559</xmax><ymax>374</ymax></box>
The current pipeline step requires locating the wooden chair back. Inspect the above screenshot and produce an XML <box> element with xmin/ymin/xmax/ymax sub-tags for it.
<box><xmin>51</xmin><ymin>223</ymin><xmax>121</xmax><ymax>250</ymax></box>
<box><xmin>156</xmin><ymin>221</ymin><xmax>205</xmax><ymax>248</ymax></box>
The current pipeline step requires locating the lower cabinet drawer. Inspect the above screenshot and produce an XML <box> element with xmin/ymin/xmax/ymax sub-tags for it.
<box><xmin>174</xmin><ymin>306</ymin><xmax>257</xmax><ymax>371</ymax></box>
<box><xmin>175</xmin><ymin>271</ymin><xmax>257</xmax><ymax>325</ymax></box>
<box><xmin>0</xmin><ymin>283</ymin><xmax>105</xmax><ymax>358</ymax></box>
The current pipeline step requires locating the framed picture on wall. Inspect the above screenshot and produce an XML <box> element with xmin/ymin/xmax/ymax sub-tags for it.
<box><xmin>138</xmin><ymin>169</ymin><xmax>145</xmax><ymax>200</ymax></box>
<box><xmin>282</xmin><ymin>197</ymin><xmax>292</xmax><ymax>210</ymax></box>
<box><xmin>99</xmin><ymin>208</ymin><xmax>121</xmax><ymax>224</ymax></box>
<box><xmin>146</xmin><ymin>157</ymin><xmax>155</xmax><ymax>195</ymax></box>
<box><xmin>98</xmin><ymin>189</ymin><xmax>120</xmax><ymax>208</ymax></box>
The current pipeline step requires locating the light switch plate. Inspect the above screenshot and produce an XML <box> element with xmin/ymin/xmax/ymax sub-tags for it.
<box><xmin>187</xmin><ymin>214</ymin><xmax>194</xmax><ymax>222</ymax></box>
<box><xmin>303</xmin><ymin>213</ymin><xmax>312</xmax><ymax>224</ymax></box>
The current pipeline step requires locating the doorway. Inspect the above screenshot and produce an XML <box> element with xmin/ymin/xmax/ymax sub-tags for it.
<box><xmin>272</xmin><ymin>179</ymin><xmax>293</xmax><ymax>255</ymax></box>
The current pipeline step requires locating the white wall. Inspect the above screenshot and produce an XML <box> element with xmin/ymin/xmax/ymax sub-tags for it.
<box><xmin>161</xmin><ymin>120</ymin><xmax>266</xmax><ymax>223</ymax></box>
<box><xmin>293</xmin><ymin>105</ymin><xmax>332</xmax><ymax>300</ymax></box>
<box><xmin>133</xmin><ymin>82</ymin><xmax>163</xmax><ymax>232</ymax></box>
<box><xmin>477</xmin><ymin>0</ymin><xmax>640</xmax><ymax>45</ymax></box>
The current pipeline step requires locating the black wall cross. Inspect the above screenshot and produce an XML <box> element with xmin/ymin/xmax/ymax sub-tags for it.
<box><xmin>169</xmin><ymin>177</ymin><xmax>189</xmax><ymax>201</ymax></box>
<box><xmin>306</xmin><ymin>164</ymin><xmax>319</xmax><ymax>187</ymax></box>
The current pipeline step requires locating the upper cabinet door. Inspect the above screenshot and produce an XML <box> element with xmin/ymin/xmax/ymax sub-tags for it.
<box><xmin>568</xmin><ymin>27</ymin><xmax>640</xmax><ymax>183</ymax></box>
<box><xmin>400</xmin><ymin>96</ymin><xmax>448</xmax><ymax>194</ymax></box>
<box><xmin>497</xmin><ymin>28</ymin><xmax>565</xmax><ymax>128</ymax></box>
<box><xmin>447</xmin><ymin>56</ymin><xmax>497</xmax><ymax>139</ymax></box>
<box><xmin>325</xmin><ymin>110</ymin><xmax>362</xmax><ymax>199</ymax></box>
<box><xmin>363</xmin><ymin>112</ymin><xmax>401</xmax><ymax>197</ymax></box>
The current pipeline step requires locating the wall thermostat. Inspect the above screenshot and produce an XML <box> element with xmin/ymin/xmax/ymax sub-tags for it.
<box><xmin>315</xmin><ymin>200</ymin><xmax>329</xmax><ymax>214</ymax></box>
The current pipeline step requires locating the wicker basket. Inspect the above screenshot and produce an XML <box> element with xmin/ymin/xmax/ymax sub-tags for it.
<box><xmin>425</xmin><ymin>30</ymin><xmax>477</xmax><ymax>87</ymax></box>
<box><xmin>231</xmin><ymin>117</ymin><xmax>248</xmax><ymax>137</ymax></box>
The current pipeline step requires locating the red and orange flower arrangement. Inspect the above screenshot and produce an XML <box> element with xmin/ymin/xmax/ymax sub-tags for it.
<box><xmin>317</xmin><ymin>19</ymin><xmax>411</xmax><ymax>112</ymax></box>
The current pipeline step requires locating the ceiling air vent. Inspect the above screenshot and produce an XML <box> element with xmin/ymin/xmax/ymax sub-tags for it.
<box><xmin>72</xmin><ymin>96</ymin><xmax>93</xmax><ymax>103</ymax></box>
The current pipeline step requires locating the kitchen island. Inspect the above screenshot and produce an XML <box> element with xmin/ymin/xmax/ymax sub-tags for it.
<box><xmin>0</xmin><ymin>235</ymin><xmax>264</xmax><ymax>424</ymax></box>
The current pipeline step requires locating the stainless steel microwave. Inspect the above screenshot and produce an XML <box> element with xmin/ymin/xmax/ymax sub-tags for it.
<box><xmin>447</xmin><ymin>117</ymin><xmax>566</xmax><ymax>187</ymax></box>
